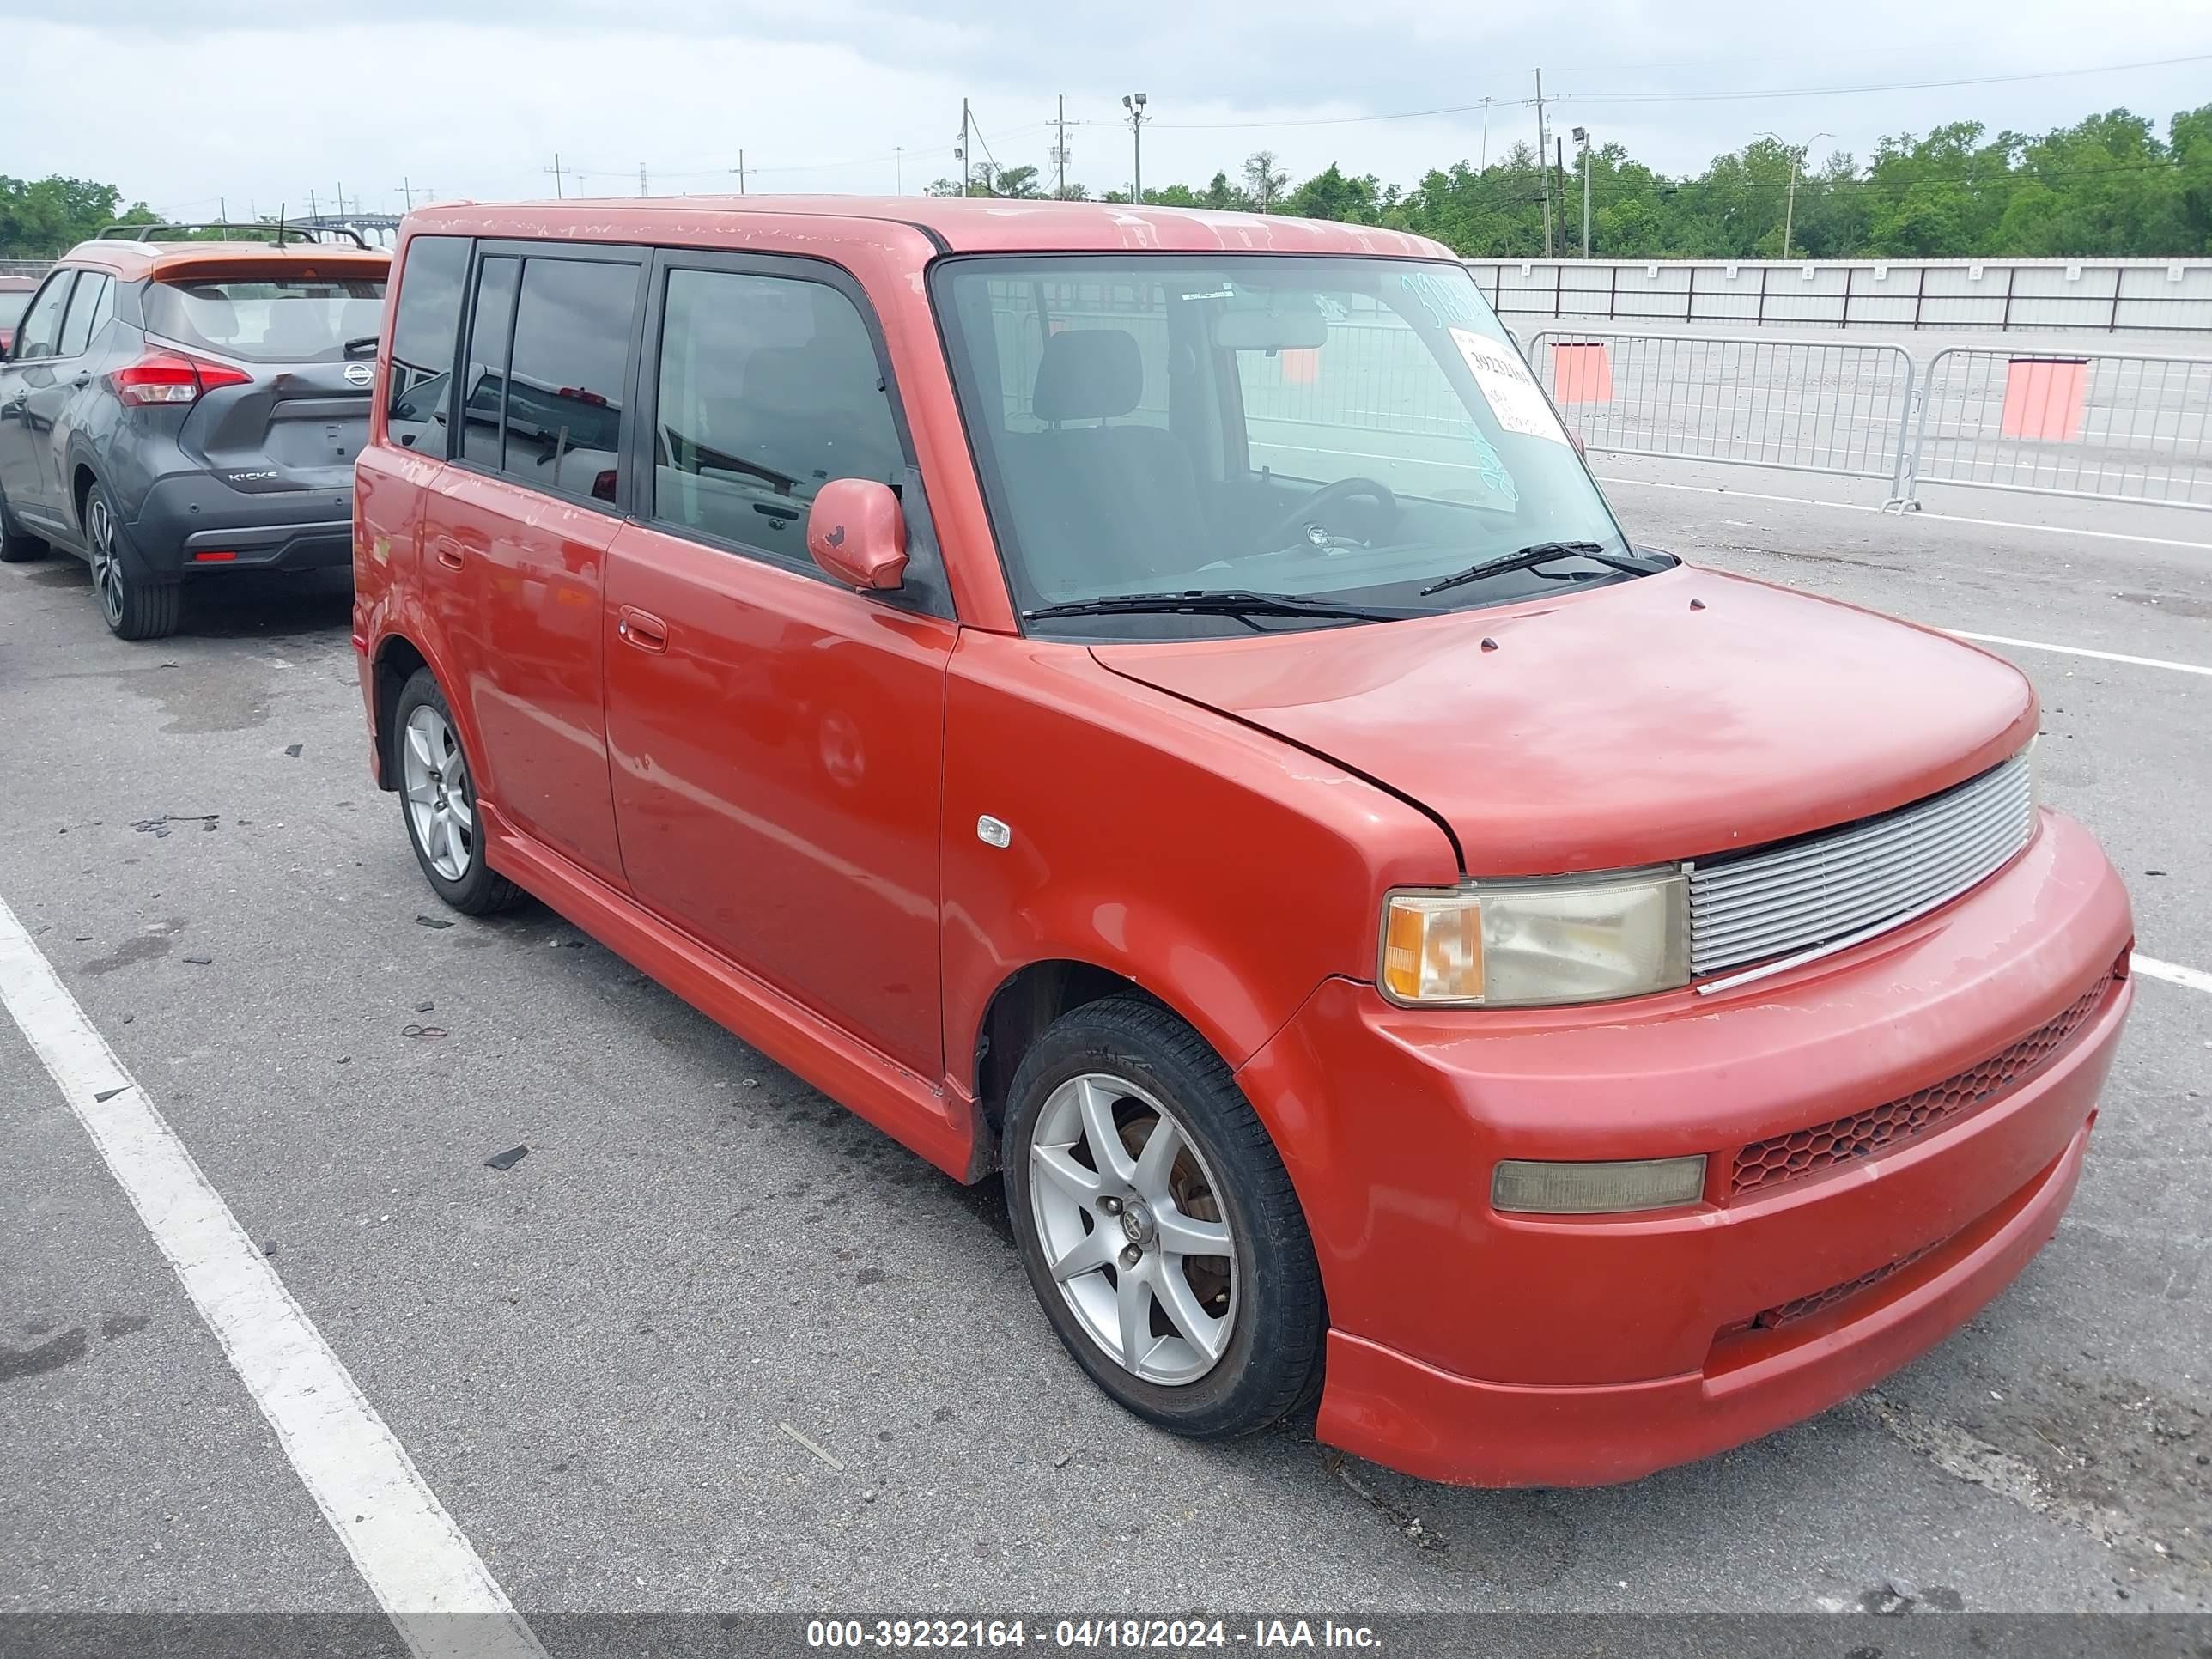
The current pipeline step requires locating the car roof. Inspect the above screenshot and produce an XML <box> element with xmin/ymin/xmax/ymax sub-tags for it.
<box><xmin>57</xmin><ymin>238</ymin><xmax>392</xmax><ymax>281</ymax></box>
<box><xmin>403</xmin><ymin>195</ymin><xmax>1459</xmax><ymax>261</ymax></box>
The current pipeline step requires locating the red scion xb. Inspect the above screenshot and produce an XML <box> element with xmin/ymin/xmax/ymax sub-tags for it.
<box><xmin>352</xmin><ymin>198</ymin><xmax>2133</xmax><ymax>1486</ymax></box>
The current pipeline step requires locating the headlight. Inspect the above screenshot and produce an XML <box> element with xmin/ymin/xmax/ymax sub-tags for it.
<box><xmin>1380</xmin><ymin>866</ymin><xmax>1690</xmax><ymax>1006</ymax></box>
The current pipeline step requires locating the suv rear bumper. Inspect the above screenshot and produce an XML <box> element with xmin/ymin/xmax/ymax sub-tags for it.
<box><xmin>127</xmin><ymin>471</ymin><xmax>355</xmax><ymax>576</ymax></box>
<box><xmin>1237</xmin><ymin>808</ymin><xmax>2133</xmax><ymax>1486</ymax></box>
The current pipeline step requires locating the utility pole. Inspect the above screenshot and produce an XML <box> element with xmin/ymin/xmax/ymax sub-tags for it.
<box><xmin>895</xmin><ymin>146</ymin><xmax>903</xmax><ymax>194</ymax></box>
<box><xmin>639</xmin><ymin>161</ymin><xmax>649</xmax><ymax>198</ymax></box>
<box><xmin>1054</xmin><ymin>94</ymin><xmax>1068</xmax><ymax>199</ymax></box>
<box><xmin>1480</xmin><ymin>97</ymin><xmax>1493</xmax><ymax>172</ymax></box>
<box><xmin>398</xmin><ymin>178</ymin><xmax>414</xmax><ymax>210</ymax></box>
<box><xmin>547</xmin><ymin>153</ymin><xmax>565</xmax><ymax>198</ymax></box>
<box><xmin>734</xmin><ymin>150</ymin><xmax>747</xmax><ymax>195</ymax></box>
<box><xmin>308</xmin><ymin>188</ymin><xmax>320</xmax><ymax>220</ymax></box>
<box><xmin>1572</xmin><ymin>128</ymin><xmax>1590</xmax><ymax>256</ymax></box>
<box><xmin>1534</xmin><ymin>69</ymin><xmax>1553</xmax><ymax>258</ymax></box>
<box><xmin>1121</xmin><ymin>92</ymin><xmax>1149</xmax><ymax>204</ymax></box>
<box><xmin>960</xmin><ymin>99</ymin><xmax>971</xmax><ymax>197</ymax></box>
<box><xmin>219</xmin><ymin>196</ymin><xmax>228</xmax><ymax>224</ymax></box>
<box><xmin>337</xmin><ymin>183</ymin><xmax>344</xmax><ymax>220</ymax></box>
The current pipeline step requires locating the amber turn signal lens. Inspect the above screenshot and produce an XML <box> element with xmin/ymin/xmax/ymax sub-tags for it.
<box><xmin>1381</xmin><ymin>896</ymin><xmax>1485</xmax><ymax>1004</ymax></box>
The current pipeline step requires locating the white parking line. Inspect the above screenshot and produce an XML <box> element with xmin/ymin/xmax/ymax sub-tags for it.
<box><xmin>1596</xmin><ymin>474</ymin><xmax>2212</xmax><ymax>552</ymax></box>
<box><xmin>0</xmin><ymin>895</ymin><xmax>545</xmax><ymax>1659</ymax></box>
<box><xmin>1942</xmin><ymin>630</ymin><xmax>2212</xmax><ymax>678</ymax></box>
<box><xmin>2132</xmin><ymin>953</ymin><xmax>2212</xmax><ymax>996</ymax></box>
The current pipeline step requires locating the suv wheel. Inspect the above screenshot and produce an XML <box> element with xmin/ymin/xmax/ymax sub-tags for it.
<box><xmin>1002</xmin><ymin>996</ymin><xmax>1325</xmax><ymax>1440</ymax></box>
<box><xmin>0</xmin><ymin>486</ymin><xmax>47</xmax><ymax>563</ymax></box>
<box><xmin>85</xmin><ymin>483</ymin><xmax>179</xmax><ymax>640</ymax></box>
<box><xmin>394</xmin><ymin>666</ymin><xmax>523</xmax><ymax>915</ymax></box>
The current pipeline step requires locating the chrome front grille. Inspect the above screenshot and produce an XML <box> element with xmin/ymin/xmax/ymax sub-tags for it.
<box><xmin>1688</xmin><ymin>751</ymin><xmax>2033</xmax><ymax>981</ymax></box>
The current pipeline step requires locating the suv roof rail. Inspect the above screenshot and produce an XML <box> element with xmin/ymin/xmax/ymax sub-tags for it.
<box><xmin>95</xmin><ymin>221</ymin><xmax>374</xmax><ymax>251</ymax></box>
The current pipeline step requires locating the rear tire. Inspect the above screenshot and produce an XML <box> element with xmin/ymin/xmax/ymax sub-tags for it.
<box><xmin>0</xmin><ymin>487</ymin><xmax>47</xmax><ymax>563</ymax></box>
<box><xmin>394</xmin><ymin>666</ymin><xmax>524</xmax><ymax>916</ymax></box>
<box><xmin>85</xmin><ymin>481</ymin><xmax>179</xmax><ymax>640</ymax></box>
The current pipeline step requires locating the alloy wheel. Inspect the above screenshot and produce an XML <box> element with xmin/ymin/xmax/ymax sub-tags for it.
<box><xmin>402</xmin><ymin>705</ymin><xmax>476</xmax><ymax>881</ymax></box>
<box><xmin>1027</xmin><ymin>1073</ymin><xmax>1237</xmax><ymax>1385</ymax></box>
<box><xmin>87</xmin><ymin>495</ymin><xmax>125</xmax><ymax>629</ymax></box>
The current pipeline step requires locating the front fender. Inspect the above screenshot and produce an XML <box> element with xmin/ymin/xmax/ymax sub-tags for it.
<box><xmin>939</xmin><ymin>629</ymin><xmax>1455</xmax><ymax>1097</ymax></box>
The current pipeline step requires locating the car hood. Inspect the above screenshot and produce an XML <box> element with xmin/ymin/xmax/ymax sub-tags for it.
<box><xmin>1089</xmin><ymin>566</ymin><xmax>2038</xmax><ymax>876</ymax></box>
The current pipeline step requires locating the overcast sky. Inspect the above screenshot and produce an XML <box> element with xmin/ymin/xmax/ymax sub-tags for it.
<box><xmin>12</xmin><ymin>3</ymin><xmax>2212</xmax><ymax>219</ymax></box>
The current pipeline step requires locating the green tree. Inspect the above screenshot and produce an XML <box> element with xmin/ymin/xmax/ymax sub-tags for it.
<box><xmin>0</xmin><ymin>177</ymin><xmax>156</xmax><ymax>257</ymax></box>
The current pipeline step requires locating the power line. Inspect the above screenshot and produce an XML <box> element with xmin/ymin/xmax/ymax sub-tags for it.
<box><xmin>1559</xmin><ymin>51</ymin><xmax>2212</xmax><ymax>106</ymax></box>
<box><xmin>1098</xmin><ymin>49</ymin><xmax>2212</xmax><ymax>134</ymax></box>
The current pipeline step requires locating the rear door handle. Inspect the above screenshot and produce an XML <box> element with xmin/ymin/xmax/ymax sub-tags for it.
<box><xmin>433</xmin><ymin>536</ymin><xmax>464</xmax><ymax>569</ymax></box>
<box><xmin>617</xmin><ymin>606</ymin><xmax>668</xmax><ymax>653</ymax></box>
<box><xmin>70</xmin><ymin>372</ymin><xmax>90</xmax><ymax>389</ymax></box>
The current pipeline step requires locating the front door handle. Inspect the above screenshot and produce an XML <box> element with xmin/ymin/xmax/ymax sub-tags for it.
<box><xmin>617</xmin><ymin>606</ymin><xmax>668</xmax><ymax>653</ymax></box>
<box><xmin>432</xmin><ymin>536</ymin><xmax>464</xmax><ymax>569</ymax></box>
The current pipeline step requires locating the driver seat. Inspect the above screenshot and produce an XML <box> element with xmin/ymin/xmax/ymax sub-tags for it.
<box><xmin>1008</xmin><ymin>328</ymin><xmax>1203</xmax><ymax>592</ymax></box>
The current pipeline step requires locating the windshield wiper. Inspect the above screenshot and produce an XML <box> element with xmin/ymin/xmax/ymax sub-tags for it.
<box><xmin>1419</xmin><ymin>541</ymin><xmax>1658</xmax><ymax>598</ymax></box>
<box><xmin>1024</xmin><ymin>588</ymin><xmax>1418</xmax><ymax>624</ymax></box>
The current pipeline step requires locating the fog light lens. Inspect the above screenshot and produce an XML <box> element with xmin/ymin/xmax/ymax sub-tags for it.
<box><xmin>1492</xmin><ymin>1155</ymin><xmax>1708</xmax><ymax>1214</ymax></box>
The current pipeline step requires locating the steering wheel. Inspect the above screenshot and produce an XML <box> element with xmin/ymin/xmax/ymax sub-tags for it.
<box><xmin>1259</xmin><ymin>477</ymin><xmax>1398</xmax><ymax>553</ymax></box>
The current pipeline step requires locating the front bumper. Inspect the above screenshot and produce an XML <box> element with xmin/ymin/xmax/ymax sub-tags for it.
<box><xmin>129</xmin><ymin>471</ymin><xmax>356</xmax><ymax>576</ymax></box>
<box><xmin>1237</xmin><ymin>809</ymin><xmax>2133</xmax><ymax>1486</ymax></box>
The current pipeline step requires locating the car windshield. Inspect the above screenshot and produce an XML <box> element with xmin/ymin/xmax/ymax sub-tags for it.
<box><xmin>933</xmin><ymin>254</ymin><xmax>1636</xmax><ymax>638</ymax></box>
<box><xmin>144</xmin><ymin>274</ymin><xmax>387</xmax><ymax>364</ymax></box>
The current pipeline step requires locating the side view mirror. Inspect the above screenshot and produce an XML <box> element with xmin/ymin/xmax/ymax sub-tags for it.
<box><xmin>807</xmin><ymin>478</ymin><xmax>908</xmax><ymax>592</ymax></box>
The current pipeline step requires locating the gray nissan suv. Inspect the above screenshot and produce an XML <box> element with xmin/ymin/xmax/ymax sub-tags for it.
<box><xmin>0</xmin><ymin>224</ymin><xmax>389</xmax><ymax>639</ymax></box>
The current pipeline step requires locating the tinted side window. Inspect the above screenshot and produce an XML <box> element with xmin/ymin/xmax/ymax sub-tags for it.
<box><xmin>387</xmin><ymin>235</ymin><xmax>469</xmax><ymax>455</ymax></box>
<box><xmin>58</xmin><ymin>274</ymin><xmax>112</xmax><ymax>357</ymax></box>
<box><xmin>459</xmin><ymin>256</ymin><xmax>517</xmax><ymax>470</ymax></box>
<box><xmin>13</xmin><ymin>271</ymin><xmax>75</xmax><ymax>361</ymax></box>
<box><xmin>650</xmin><ymin>269</ymin><xmax>903</xmax><ymax>557</ymax></box>
<box><xmin>501</xmin><ymin>259</ymin><xmax>637</xmax><ymax>502</ymax></box>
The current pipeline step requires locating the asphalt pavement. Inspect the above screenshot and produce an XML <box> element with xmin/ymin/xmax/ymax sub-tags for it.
<box><xmin>1</xmin><ymin>468</ymin><xmax>2208</xmax><ymax>1633</ymax></box>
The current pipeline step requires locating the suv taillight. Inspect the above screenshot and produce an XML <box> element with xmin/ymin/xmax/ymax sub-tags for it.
<box><xmin>111</xmin><ymin>350</ymin><xmax>252</xmax><ymax>407</ymax></box>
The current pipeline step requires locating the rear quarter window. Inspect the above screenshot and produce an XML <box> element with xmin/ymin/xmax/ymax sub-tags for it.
<box><xmin>145</xmin><ymin>270</ymin><xmax>386</xmax><ymax>364</ymax></box>
<box><xmin>386</xmin><ymin>236</ymin><xmax>469</xmax><ymax>454</ymax></box>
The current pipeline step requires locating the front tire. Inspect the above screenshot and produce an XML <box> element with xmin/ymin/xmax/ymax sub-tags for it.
<box><xmin>85</xmin><ymin>482</ymin><xmax>179</xmax><ymax>640</ymax></box>
<box><xmin>394</xmin><ymin>666</ymin><xmax>523</xmax><ymax>915</ymax></box>
<box><xmin>1003</xmin><ymin>996</ymin><xmax>1325</xmax><ymax>1440</ymax></box>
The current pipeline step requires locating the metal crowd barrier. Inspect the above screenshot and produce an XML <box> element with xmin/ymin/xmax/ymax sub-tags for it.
<box><xmin>1903</xmin><ymin>348</ymin><xmax>2212</xmax><ymax>512</ymax></box>
<box><xmin>1528</xmin><ymin>331</ymin><xmax>1917</xmax><ymax>495</ymax></box>
<box><xmin>1527</xmin><ymin>329</ymin><xmax>2212</xmax><ymax>514</ymax></box>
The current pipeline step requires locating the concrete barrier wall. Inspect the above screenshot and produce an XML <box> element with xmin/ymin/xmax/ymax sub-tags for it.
<box><xmin>1472</xmin><ymin>258</ymin><xmax>2212</xmax><ymax>335</ymax></box>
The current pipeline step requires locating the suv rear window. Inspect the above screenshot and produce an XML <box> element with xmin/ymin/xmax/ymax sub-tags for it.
<box><xmin>145</xmin><ymin>273</ymin><xmax>386</xmax><ymax>363</ymax></box>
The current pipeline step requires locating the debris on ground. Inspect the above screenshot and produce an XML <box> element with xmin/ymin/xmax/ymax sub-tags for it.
<box><xmin>779</xmin><ymin>1420</ymin><xmax>846</xmax><ymax>1472</ymax></box>
<box><xmin>484</xmin><ymin>1145</ymin><xmax>529</xmax><ymax>1171</ymax></box>
<box><xmin>131</xmin><ymin>814</ymin><xmax>219</xmax><ymax>839</ymax></box>
<box><xmin>415</xmin><ymin>1000</ymin><xmax>434</xmax><ymax>1013</ymax></box>
<box><xmin>414</xmin><ymin>915</ymin><xmax>454</xmax><ymax>930</ymax></box>
<box><xmin>284</xmin><ymin>744</ymin><xmax>302</xmax><ymax>758</ymax></box>
<box><xmin>1321</xmin><ymin>1448</ymin><xmax>1449</xmax><ymax>1554</ymax></box>
<box><xmin>181</xmin><ymin>955</ymin><xmax>213</xmax><ymax>966</ymax></box>
<box><xmin>400</xmin><ymin>1024</ymin><xmax>447</xmax><ymax>1039</ymax></box>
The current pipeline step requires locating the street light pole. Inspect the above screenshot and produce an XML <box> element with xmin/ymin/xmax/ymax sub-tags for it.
<box><xmin>1759</xmin><ymin>130</ymin><xmax>1830</xmax><ymax>261</ymax></box>
<box><xmin>1572</xmin><ymin>126</ymin><xmax>1591</xmax><ymax>257</ymax></box>
<box><xmin>1121</xmin><ymin>93</ymin><xmax>1149</xmax><ymax>203</ymax></box>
